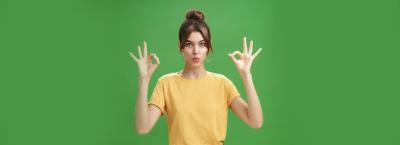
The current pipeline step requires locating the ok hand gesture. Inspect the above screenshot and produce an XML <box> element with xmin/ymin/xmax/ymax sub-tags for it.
<box><xmin>129</xmin><ymin>41</ymin><xmax>160</xmax><ymax>79</ymax></box>
<box><xmin>228</xmin><ymin>37</ymin><xmax>262</xmax><ymax>76</ymax></box>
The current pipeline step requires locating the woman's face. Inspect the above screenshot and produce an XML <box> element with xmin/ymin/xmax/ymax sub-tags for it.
<box><xmin>181</xmin><ymin>32</ymin><xmax>208</xmax><ymax>68</ymax></box>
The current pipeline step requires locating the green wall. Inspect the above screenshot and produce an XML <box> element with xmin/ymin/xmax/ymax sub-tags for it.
<box><xmin>1</xmin><ymin>0</ymin><xmax>399</xmax><ymax>145</ymax></box>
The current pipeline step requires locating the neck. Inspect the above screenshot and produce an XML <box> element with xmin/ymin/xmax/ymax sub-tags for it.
<box><xmin>181</xmin><ymin>64</ymin><xmax>207</xmax><ymax>79</ymax></box>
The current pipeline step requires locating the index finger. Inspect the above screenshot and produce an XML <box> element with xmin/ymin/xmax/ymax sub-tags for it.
<box><xmin>242</xmin><ymin>37</ymin><xmax>248</xmax><ymax>54</ymax></box>
<box><xmin>143</xmin><ymin>41</ymin><xmax>148</xmax><ymax>57</ymax></box>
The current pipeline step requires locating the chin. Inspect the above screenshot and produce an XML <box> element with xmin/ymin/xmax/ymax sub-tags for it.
<box><xmin>190</xmin><ymin>62</ymin><xmax>203</xmax><ymax>68</ymax></box>
<box><xmin>190</xmin><ymin>64</ymin><xmax>200</xmax><ymax>68</ymax></box>
<box><xmin>185</xmin><ymin>60</ymin><xmax>204</xmax><ymax>68</ymax></box>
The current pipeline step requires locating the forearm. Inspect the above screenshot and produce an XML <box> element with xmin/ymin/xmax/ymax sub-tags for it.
<box><xmin>240</xmin><ymin>72</ymin><xmax>263</xmax><ymax>128</ymax></box>
<box><xmin>135</xmin><ymin>77</ymin><xmax>151</xmax><ymax>132</ymax></box>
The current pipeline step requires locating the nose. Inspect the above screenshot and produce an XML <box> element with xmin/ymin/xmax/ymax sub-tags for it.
<box><xmin>193</xmin><ymin>45</ymin><xmax>200</xmax><ymax>55</ymax></box>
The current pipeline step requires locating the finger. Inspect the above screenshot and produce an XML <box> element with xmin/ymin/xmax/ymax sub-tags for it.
<box><xmin>129</xmin><ymin>52</ymin><xmax>138</xmax><ymax>62</ymax></box>
<box><xmin>232</xmin><ymin>51</ymin><xmax>243</xmax><ymax>59</ymax></box>
<box><xmin>147</xmin><ymin>53</ymin><xmax>153</xmax><ymax>62</ymax></box>
<box><xmin>242</xmin><ymin>37</ymin><xmax>248</xmax><ymax>54</ymax></box>
<box><xmin>228</xmin><ymin>53</ymin><xmax>238</xmax><ymax>64</ymax></box>
<box><xmin>249</xmin><ymin>40</ymin><xmax>253</xmax><ymax>54</ymax></box>
<box><xmin>253</xmin><ymin>48</ymin><xmax>262</xmax><ymax>58</ymax></box>
<box><xmin>153</xmin><ymin>53</ymin><xmax>160</xmax><ymax>65</ymax></box>
<box><xmin>143</xmin><ymin>41</ymin><xmax>148</xmax><ymax>57</ymax></box>
<box><xmin>137</xmin><ymin>46</ymin><xmax>143</xmax><ymax>58</ymax></box>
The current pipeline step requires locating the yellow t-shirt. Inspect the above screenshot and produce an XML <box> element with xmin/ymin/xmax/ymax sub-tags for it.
<box><xmin>148</xmin><ymin>71</ymin><xmax>240</xmax><ymax>145</ymax></box>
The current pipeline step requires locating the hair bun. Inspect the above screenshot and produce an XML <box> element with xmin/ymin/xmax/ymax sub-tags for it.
<box><xmin>185</xmin><ymin>10</ymin><xmax>205</xmax><ymax>21</ymax></box>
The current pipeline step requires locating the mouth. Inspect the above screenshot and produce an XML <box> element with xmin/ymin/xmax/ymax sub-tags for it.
<box><xmin>192</xmin><ymin>57</ymin><xmax>200</xmax><ymax>63</ymax></box>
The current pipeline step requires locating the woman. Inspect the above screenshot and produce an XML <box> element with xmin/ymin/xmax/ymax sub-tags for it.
<box><xmin>129</xmin><ymin>9</ymin><xmax>263</xmax><ymax>145</ymax></box>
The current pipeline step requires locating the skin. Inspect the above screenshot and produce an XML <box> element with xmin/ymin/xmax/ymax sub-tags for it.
<box><xmin>129</xmin><ymin>32</ymin><xmax>263</xmax><ymax>135</ymax></box>
<box><xmin>179</xmin><ymin>32</ymin><xmax>209</xmax><ymax>79</ymax></box>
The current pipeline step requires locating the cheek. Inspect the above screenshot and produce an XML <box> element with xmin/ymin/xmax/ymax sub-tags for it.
<box><xmin>201</xmin><ymin>47</ymin><xmax>208</xmax><ymax>53</ymax></box>
<box><xmin>203</xmin><ymin>49</ymin><xmax>209</xmax><ymax>57</ymax></box>
<box><xmin>181</xmin><ymin>48</ymin><xmax>189</xmax><ymax>54</ymax></box>
<box><xmin>181</xmin><ymin>51</ymin><xmax>192</xmax><ymax>59</ymax></box>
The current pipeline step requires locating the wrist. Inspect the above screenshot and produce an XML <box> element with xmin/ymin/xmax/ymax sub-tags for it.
<box><xmin>139</xmin><ymin>76</ymin><xmax>151</xmax><ymax>82</ymax></box>
<box><xmin>239</xmin><ymin>70</ymin><xmax>252</xmax><ymax>77</ymax></box>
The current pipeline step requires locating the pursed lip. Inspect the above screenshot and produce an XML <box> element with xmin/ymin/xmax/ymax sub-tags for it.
<box><xmin>192</xmin><ymin>57</ymin><xmax>200</xmax><ymax>62</ymax></box>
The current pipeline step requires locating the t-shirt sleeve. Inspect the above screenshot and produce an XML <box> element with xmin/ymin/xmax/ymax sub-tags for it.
<box><xmin>148</xmin><ymin>78</ymin><xmax>166</xmax><ymax>115</ymax></box>
<box><xmin>224</xmin><ymin>76</ymin><xmax>240</xmax><ymax>107</ymax></box>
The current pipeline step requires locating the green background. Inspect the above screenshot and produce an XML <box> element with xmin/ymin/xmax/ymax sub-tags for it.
<box><xmin>1</xmin><ymin>0</ymin><xmax>399</xmax><ymax>145</ymax></box>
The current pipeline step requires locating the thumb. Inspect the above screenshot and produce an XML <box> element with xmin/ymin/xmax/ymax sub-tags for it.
<box><xmin>228</xmin><ymin>53</ymin><xmax>238</xmax><ymax>64</ymax></box>
<box><xmin>153</xmin><ymin>53</ymin><xmax>160</xmax><ymax>66</ymax></box>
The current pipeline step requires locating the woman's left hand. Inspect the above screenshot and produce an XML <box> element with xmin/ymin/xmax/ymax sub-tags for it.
<box><xmin>229</xmin><ymin>37</ymin><xmax>262</xmax><ymax>76</ymax></box>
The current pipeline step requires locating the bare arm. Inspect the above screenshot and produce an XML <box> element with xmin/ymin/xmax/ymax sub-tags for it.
<box><xmin>129</xmin><ymin>41</ymin><xmax>162</xmax><ymax>134</ymax></box>
<box><xmin>230</xmin><ymin>73</ymin><xmax>263</xmax><ymax>128</ymax></box>
<box><xmin>228</xmin><ymin>37</ymin><xmax>263</xmax><ymax>128</ymax></box>
<box><xmin>134</xmin><ymin>77</ymin><xmax>162</xmax><ymax>134</ymax></box>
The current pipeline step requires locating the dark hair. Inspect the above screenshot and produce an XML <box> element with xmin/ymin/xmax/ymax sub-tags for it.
<box><xmin>178</xmin><ymin>9</ymin><xmax>212</xmax><ymax>54</ymax></box>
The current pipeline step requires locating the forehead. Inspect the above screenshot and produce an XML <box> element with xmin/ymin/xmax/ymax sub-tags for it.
<box><xmin>186</xmin><ymin>32</ymin><xmax>204</xmax><ymax>42</ymax></box>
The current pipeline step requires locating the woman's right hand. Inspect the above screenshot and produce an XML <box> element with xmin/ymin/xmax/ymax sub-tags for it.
<box><xmin>129</xmin><ymin>41</ymin><xmax>160</xmax><ymax>79</ymax></box>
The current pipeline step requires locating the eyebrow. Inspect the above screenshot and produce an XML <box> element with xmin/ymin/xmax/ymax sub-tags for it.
<box><xmin>185</xmin><ymin>40</ymin><xmax>205</xmax><ymax>43</ymax></box>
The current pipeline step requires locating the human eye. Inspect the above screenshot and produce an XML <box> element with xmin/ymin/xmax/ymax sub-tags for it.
<box><xmin>184</xmin><ymin>42</ymin><xmax>193</xmax><ymax>48</ymax></box>
<box><xmin>199</xmin><ymin>42</ymin><xmax>206</xmax><ymax>47</ymax></box>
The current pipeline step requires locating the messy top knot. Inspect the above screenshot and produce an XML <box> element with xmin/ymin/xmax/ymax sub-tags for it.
<box><xmin>179</xmin><ymin>9</ymin><xmax>212</xmax><ymax>54</ymax></box>
<box><xmin>185</xmin><ymin>10</ymin><xmax>205</xmax><ymax>21</ymax></box>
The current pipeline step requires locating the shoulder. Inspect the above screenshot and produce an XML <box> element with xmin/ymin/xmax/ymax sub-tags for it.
<box><xmin>156</xmin><ymin>72</ymin><xmax>180</xmax><ymax>82</ymax></box>
<box><xmin>206</xmin><ymin>71</ymin><xmax>233</xmax><ymax>83</ymax></box>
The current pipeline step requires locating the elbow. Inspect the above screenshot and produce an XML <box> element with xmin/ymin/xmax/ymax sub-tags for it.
<box><xmin>254</xmin><ymin>122</ymin><xmax>263</xmax><ymax>129</ymax></box>
<box><xmin>136</xmin><ymin>126</ymin><xmax>150</xmax><ymax>135</ymax></box>
<box><xmin>250</xmin><ymin>120</ymin><xmax>263</xmax><ymax>129</ymax></box>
